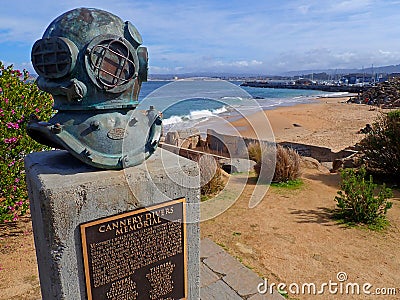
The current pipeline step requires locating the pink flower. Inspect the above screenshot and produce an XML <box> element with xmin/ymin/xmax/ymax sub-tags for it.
<box><xmin>4</xmin><ymin>137</ymin><xmax>18</xmax><ymax>143</ymax></box>
<box><xmin>6</xmin><ymin>122</ymin><xmax>19</xmax><ymax>130</ymax></box>
<box><xmin>35</xmin><ymin>108</ymin><xmax>40</xmax><ymax>113</ymax></box>
<box><xmin>13</xmin><ymin>186</ymin><xmax>17</xmax><ymax>192</ymax></box>
<box><xmin>17</xmin><ymin>201</ymin><xmax>23</xmax><ymax>206</ymax></box>
<box><xmin>0</xmin><ymin>87</ymin><xmax>2</xmax><ymax>92</ymax></box>
<box><xmin>8</xmin><ymin>160</ymin><xmax>15</xmax><ymax>167</ymax></box>
<box><xmin>11</xmin><ymin>109</ymin><xmax>15</xmax><ymax>114</ymax></box>
<box><xmin>8</xmin><ymin>206</ymin><xmax>15</xmax><ymax>212</ymax></box>
<box><xmin>4</xmin><ymin>98</ymin><xmax>9</xmax><ymax>104</ymax></box>
<box><xmin>13</xmin><ymin>215</ymin><xmax>18</xmax><ymax>221</ymax></box>
<box><xmin>21</xmin><ymin>95</ymin><xmax>25</xmax><ymax>99</ymax></box>
<box><xmin>15</xmin><ymin>178</ymin><xmax>20</xmax><ymax>183</ymax></box>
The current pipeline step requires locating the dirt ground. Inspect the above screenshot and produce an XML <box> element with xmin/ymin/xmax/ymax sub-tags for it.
<box><xmin>0</xmin><ymin>215</ymin><xmax>40</xmax><ymax>299</ymax></box>
<box><xmin>201</xmin><ymin>167</ymin><xmax>400</xmax><ymax>300</ymax></box>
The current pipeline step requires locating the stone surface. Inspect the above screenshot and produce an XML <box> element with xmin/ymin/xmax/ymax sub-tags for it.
<box><xmin>200</xmin><ymin>237</ymin><xmax>225</xmax><ymax>259</ymax></box>
<box><xmin>207</xmin><ymin>129</ymin><xmax>249</xmax><ymax>158</ymax></box>
<box><xmin>200</xmin><ymin>263</ymin><xmax>220</xmax><ymax>288</ymax></box>
<box><xmin>25</xmin><ymin>148</ymin><xmax>200</xmax><ymax>300</ymax></box>
<box><xmin>203</xmin><ymin>250</ymin><xmax>248</xmax><ymax>277</ymax></box>
<box><xmin>200</xmin><ymin>280</ymin><xmax>242</xmax><ymax>300</ymax></box>
<box><xmin>219</xmin><ymin>158</ymin><xmax>256</xmax><ymax>174</ymax></box>
<box><xmin>222</xmin><ymin>265</ymin><xmax>261</xmax><ymax>297</ymax></box>
<box><xmin>199</xmin><ymin>238</ymin><xmax>285</xmax><ymax>300</ymax></box>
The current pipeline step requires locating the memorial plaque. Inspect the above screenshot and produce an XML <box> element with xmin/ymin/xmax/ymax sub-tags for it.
<box><xmin>80</xmin><ymin>198</ymin><xmax>187</xmax><ymax>300</ymax></box>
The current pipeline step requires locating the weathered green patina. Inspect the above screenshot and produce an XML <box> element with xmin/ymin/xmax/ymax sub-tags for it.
<box><xmin>27</xmin><ymin>8</ymin><xmax>162</xmax><ymax>169</ymax></box>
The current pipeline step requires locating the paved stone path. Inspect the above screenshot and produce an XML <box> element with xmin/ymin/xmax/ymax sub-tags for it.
<box><xmin>200</xmin><ymin>238</ymin><xmax>285</xmax><ymax>300</ymax></box>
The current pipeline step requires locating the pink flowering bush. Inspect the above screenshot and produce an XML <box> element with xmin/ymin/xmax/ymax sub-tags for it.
<box><xmin>0</xmin><ymin>61</ymin><xmax>53</xmax><ymax>222</ymax></box>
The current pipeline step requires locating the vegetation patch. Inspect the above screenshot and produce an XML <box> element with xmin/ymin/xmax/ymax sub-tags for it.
<box><xmin>359</xmin><ymin>109</ymin><xmax>400</xmax><ymax>179</ymax></box>
<box><xmin>334</xmin><ymin>167</ymin><xmax>393</xmax><ymax>230</ymax></box>
<box><xmin>0</xmin><ymin>62</ymin><xmax>53</xmax><ymax>222</ymax></box>
<box><xmin>198</xmin><ymin>154</ymin><xmax>225</xmax><ymax>201</ymax></box>
<box><xmin>248</xmin><ymin>142</ymin><xmax>301</xmax><ymax>183</ymax></box>
<box><xmin>271</xmin><ymin>179</ymin><xmax>304</xmax><ymax>189</ymax></box>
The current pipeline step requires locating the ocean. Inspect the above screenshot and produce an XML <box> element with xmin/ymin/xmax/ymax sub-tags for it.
<box><xmin>137</xmin><ymin>79</ymin><xmax>348</xmax><ymax>132</ymax></box>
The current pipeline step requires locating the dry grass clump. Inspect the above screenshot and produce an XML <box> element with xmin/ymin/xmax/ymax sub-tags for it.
<box><xmin>198</xmin><ymin>154</ymin><xmax>225</xmax><ymax>197</ymax></box>
<box><xmin>248</xmin><ymin>142</ymin><xmax>301</xmax><ymax>183</ymax></box>
<box><xmin>248</xmin><ymin>141</ymin><xmax>262</xmax><ymax>162</ymax></box>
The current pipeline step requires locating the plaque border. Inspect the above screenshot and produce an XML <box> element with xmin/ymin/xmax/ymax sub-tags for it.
<box><xmin>80</xmin><ymin>198</ymin><xmax>187</xmax><ymax>300</ymax></box>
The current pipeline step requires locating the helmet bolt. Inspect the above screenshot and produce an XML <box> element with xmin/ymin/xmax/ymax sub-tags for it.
<box><xmin>90</xmin><ymin>120</ymin><xmax>100</xmax><ymax>130</ymax></box>
<box><xmin>83</xmin><ymin>148</ymin><xmax>92</xmax><ymax>156</ymax></box>
<box><xmin>51</xmin><ymin>123</ymin><xmax>62</xmax><ymax>134</ymax></box>
<box><xmin>122</xmin><ymin>155</ymin><xmax>130</xmax><ymax>167</ymax></box>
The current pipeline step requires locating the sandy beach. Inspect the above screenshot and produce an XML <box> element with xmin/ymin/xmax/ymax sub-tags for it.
<box><xmin>230</xmin><ymin>96</ymin><xmax>381</xmax><ymax>152</ymax></box>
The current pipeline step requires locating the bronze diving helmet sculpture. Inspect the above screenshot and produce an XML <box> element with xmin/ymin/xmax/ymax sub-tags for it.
<box><xmin>27</xmin><ymin>7</ymin><xmax>162</xmax><ymax>169</ymax></box>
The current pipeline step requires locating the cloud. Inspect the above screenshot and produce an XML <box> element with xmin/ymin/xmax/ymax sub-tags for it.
<box><xmin>212</xmin><ymin>60</ymin><xmax>263</xmax><ymax>68</ymax></box>
<box><xmin>379</xmin><ymin>50</ymin><xmax>392</xmax><ymax>56</ymax></box>
<box><xmin>149</xmin><ymin>66</ymin><xmax>182</xmax><ymax>74</ymax></box>
<box><xmin>1</xmin><ymin>0</ymin><xmax>400</xmax><ymax>74</ymax></box>
<box><xmin>328</xmin><ymin>0</ymin><xmax>374</xmax><ymax>13</ymax></box>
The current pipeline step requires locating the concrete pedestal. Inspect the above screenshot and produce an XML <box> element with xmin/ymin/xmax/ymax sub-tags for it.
<box><xmin>25</xmin><ymin>148</ymin><xmax>200</xmax><ymax>299</ymax></box>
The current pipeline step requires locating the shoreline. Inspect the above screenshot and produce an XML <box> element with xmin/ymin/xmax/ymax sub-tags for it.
<box><xmin>226</xmin><ymin>96</ymin><xmax>381</xmax><ymax>152</ymax></box>
<box><xmin>163</xmin><ymin>93</ymin><xmax>381</xmax><ymax>153</ymax></box>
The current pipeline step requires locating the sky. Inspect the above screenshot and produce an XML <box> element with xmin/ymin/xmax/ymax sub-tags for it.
<box><xmin>1</xmin><ymin>0</ymin><xmax>400</xmax><ymax>75</ymax></box>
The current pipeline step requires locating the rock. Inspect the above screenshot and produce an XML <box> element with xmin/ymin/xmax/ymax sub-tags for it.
<box><xmin>357</xmin><ymin>124</ymin><xmax>372</xmax><ymax>134</ymax></box>
<box><xmin>321</xmin><ymin>161</ymin><xmax>333</xmax><ymax>170</ymax></box>
<box><xmin>300</xmin><ymin>156</ymin><xmax>329</xmax><ymax>172</ymax></box>
<box><xmin>164</xmin><ymin>128</ymin><xmax>201</xmax><ymax>149</ymax></box>
<box><xmin>331</xmin><ymin>153</ymin><xmax>363</xmax><ymax>173</ymax></box>
<box><xmin>331</xmin><ymin>159</ymin><xmax>344</xmax><ymax>173</ymax></box>
<box><xmin>362</xmin><ymin>77</ymin><xmax>400</xmax><ymax>107</ymax></box>
<box><xmin>219</xmin><ymin>158</ymin><xmax>256</xmax><ymax>174</ymax></box>
<box><xmin>165</xmin><ymin>131</ymin><xmax>179</xmax><ymax>145</ymax></box>
<box><xmin>300</xmin><ymin>156</ymin><xmax>320</xmax><ymax>169</ymax></box>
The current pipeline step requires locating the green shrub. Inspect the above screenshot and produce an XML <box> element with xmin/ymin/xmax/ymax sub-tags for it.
<box><xmin>198</xmin><ymin>154</ymin><xmax>225</xmax><ymax>199</ymax></box>
<box><xmin>0</xmin><ymin>62</ymin><xmax>53</xmax><ymax>222</ymax></box>
<box><xmin>359</xmin><ymin>110</ymin><xmax>400</xmax><ymax>177</ymax></box>
<box><xmin>335</xmin><ymin>167</ymin><xmax>393</xmax><ymax>226</ymax></box>
<box><xmin>250</xmin><ymin>142</ymin><xmax>301</xmax><ymax>183</ymax></box>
